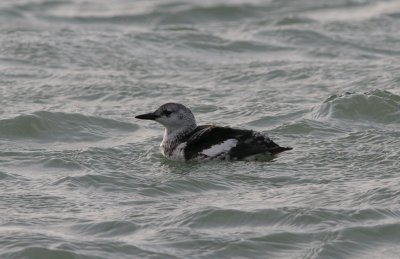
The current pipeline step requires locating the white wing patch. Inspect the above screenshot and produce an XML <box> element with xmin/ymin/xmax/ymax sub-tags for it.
<box><xmin>201</xmin><ymin>139</ymin><xmax>238</xmax><ymax>157</ymax></box>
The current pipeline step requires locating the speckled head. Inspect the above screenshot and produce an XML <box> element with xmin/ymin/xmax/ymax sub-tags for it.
<box><xmin>135</xmin><ymin>103</ymin><xmax>197</xmax><ymax>131</ymax></box>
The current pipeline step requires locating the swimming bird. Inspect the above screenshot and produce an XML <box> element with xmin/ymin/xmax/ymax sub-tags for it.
<box><xmin>135</xmin><ymin>103</ymin><xmax>292</xmax><ymax>161</ymax></box>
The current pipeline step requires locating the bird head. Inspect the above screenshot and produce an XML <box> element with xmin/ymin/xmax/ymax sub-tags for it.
<box><xmin>135</xmin><ymin>103</ymin><xmax>196</xmax><ymax>131</ymax></box>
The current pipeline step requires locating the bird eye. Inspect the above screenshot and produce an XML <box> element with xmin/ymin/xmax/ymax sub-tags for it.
<box><xmin>163</xmin><ymin>110</ymin><xmax>172</xmax><ymax>117</ymax></box>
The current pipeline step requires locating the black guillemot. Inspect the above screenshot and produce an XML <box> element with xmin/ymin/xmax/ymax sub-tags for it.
<box><xmin>135</xmin><ymin>103</ymin><xmax>292</xmax><ymax>161</ymax></box>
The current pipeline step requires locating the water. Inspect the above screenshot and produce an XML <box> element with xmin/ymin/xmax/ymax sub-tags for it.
<box><xmin>1</xmin><ymin>0</ymin><xmax>400</xmax><ymax>258</ymax></box>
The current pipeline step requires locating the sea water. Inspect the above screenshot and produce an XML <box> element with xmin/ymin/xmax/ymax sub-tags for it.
<box><xmin>1</xmin><ymin>0</ymin><xmax>400</xmax><ymax>258</ymax></box>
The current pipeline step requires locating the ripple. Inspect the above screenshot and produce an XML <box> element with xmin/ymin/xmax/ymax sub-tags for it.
<box><xmin>42</xmin><ymin>3</ymin><xmax>264</xmax><ymax>25</ymax></box>
<box><xmin>280</xmin><ymin>119</ymin><xmax>345</xmax><ymax>136</ymax></box>
<box><xmin>42</xmin><ymin>157</ymin><xmax>84</xmax><ymax>170</ymax></box>
<box><xmin>274</xmin><ymin>16</ymin><xmax>315</xmax><ymax>26</ymax></box>
<box><xmin>2</xmin><ymin>247</ymin><xmax>86</xmax><ymax>259</ymax></box>
<box><xmin>317</xmin><ymin>222</ymin><xmax>400</xmax><ymax>258</ymax></box>
<box><xmin>53</xmin><ymin>174</ymin><xmax>134</xmax><ymax>191</ymax></box>
<box><xmin>1</xmin><ymin>192</ymin><xmax>73</xmax><ymax>213</ymax></box>
<box><xmin>175</xmin><ymin>207</ymin><xmax>400</xmax><ymax>231</ymax></box>
<box><xmin>138</xmin><ymin>177</ymin><xmax>231</xmax><ymax>197</ymax></box>
<box><xmin>0</xmin><ymin>171</ymin><xmax>15</xmax><ymax>180</ymax></box>
<box><xmin>305</xmin><ymin>1</ymin><xmax>400</xmax><ymax>22</ymax></box>
<box><xmin>158</xmin><ymin>207</ymin><xmax>400</xmax><ymax>258</ymax></box>
<box><xmin>164</xmin><ymin>4</ymin><xmax>261</xmax><ymax>22</ymax></box>
<box><xmin>71</xmin><ymin>220</ymin><xmax>141</xmax><ymax>237</ymax></box>
<box><xmin>185</xmin><ymin>37</ymin><xmax>290</xmax><ymax>53</ymax></box>
<box><xmin>0</xmin><ymin>232</ymin><xmax>174</xmax><ymax>259</ymax></box>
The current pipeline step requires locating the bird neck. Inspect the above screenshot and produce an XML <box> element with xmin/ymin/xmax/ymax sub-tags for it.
<box><xmin>161</xmin><ymin>124</ymin><xmax>196</xmax><ymax>156</ymax></box>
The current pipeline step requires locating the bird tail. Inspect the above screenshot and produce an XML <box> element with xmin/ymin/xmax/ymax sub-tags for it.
<box><xmin>270</xmin><ymin>146</ymin><xmax>293</xmax><ymax>155</ymax></box>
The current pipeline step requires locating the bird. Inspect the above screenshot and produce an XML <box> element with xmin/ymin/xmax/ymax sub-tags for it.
<box><xmin>135</xmin><ymin>103</ymin><xmax>292</xmax><ymax>161</ymax></box>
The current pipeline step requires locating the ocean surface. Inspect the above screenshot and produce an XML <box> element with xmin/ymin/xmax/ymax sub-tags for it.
<box><xmin>1</xmin><ymin>0</ymin><xmax>400</xmax><ymax>258</ymax></box>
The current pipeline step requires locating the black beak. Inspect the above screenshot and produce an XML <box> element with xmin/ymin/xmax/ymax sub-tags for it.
<box><xmin>135</xmin><ymin>112</ymin><xmax>158</xmax><ymax>120</ymax></box>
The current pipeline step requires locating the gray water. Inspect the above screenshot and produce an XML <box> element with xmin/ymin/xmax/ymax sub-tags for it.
<box><xmin>1</xmin><ymin>0</ymin><xmax>400</xmax><ymax>258</ymax></box>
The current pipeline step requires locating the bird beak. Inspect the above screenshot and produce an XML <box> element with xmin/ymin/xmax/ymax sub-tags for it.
<box><xmin>135</xmin><ymin>112</ymin><xmax>158</xmax><ymax>120</ymax></box>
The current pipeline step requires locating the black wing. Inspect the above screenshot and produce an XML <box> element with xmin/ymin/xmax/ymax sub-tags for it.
<box><xmin>183</xmin><ymin>125</ymin><xmax>291</xmax><ymax>160</ymax></box>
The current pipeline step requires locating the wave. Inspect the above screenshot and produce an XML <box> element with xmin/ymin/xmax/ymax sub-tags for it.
<box><xmin>10</xmin><ymin>205</ymin><xmax>396</xmax><ymax>258</ymax></box>
<box><xmin>35</xmin><ymin>3</ymin><xmax>265</xmax><ymax>25</ymax></box>
<box><xmin>150</xmin><ymin>207</ymin><xmax>400</xmax><ymax>258</ymax></box>
<box><xmin>54</xmin><ymin>170</ymin><xmax>231</xmax><ymax>195</ymax></box>
<box><xmin>32</xmin><ymin>1</ymin><xmax>400</xmax><ymax>25</ymax></box>
<box><xmin>1</xmin><ymin>206</ymin><xmax>400</xmax><ymax>258</ymax></box>
<box><xmin>220</xmin><ymin>222</ymin><xmax>400</xmax><ymax>258</ymax></box>
<box><xmin>0</xmin><ymin>171</ymin><xmax>15</xmax><ymax>180</ymax></box>
<box><xmin>311</xmin><ymin>89</ymin><xmax>400</xmax><ymax>125</ymax></box>
<box><xmin>70</xmin><ymin>220</ymin><xmax>140</xmax><ymax>237</ymax></box>
<box><xmin>174</xmin><ymin>207</ymin><xmax>400</xmax><ymax>230</ymax></box>
<box><xmin>0</xmin><ymin>111</ymin><xmax>137</xmax><ymax>142</ymax></box>
<box><xmin>2</xmin><ymin>247</ymin><xmax>84</xmax><ymax>259</ymax></box>
<box><xmin>0</xmin><ymin>233</ymin><xmax>172</xmax><ymax>259</ymax></box>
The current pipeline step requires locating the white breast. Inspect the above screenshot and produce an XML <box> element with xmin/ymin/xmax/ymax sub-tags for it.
<box><xmin>200</xmin><ymin>139</ymin><xmax>238</xmax><ymax>157</ymax></box>
<box><xmin>170</xmin><ymin>142</ymin><xmax>187</xmax><ymax>160</ymax></box>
